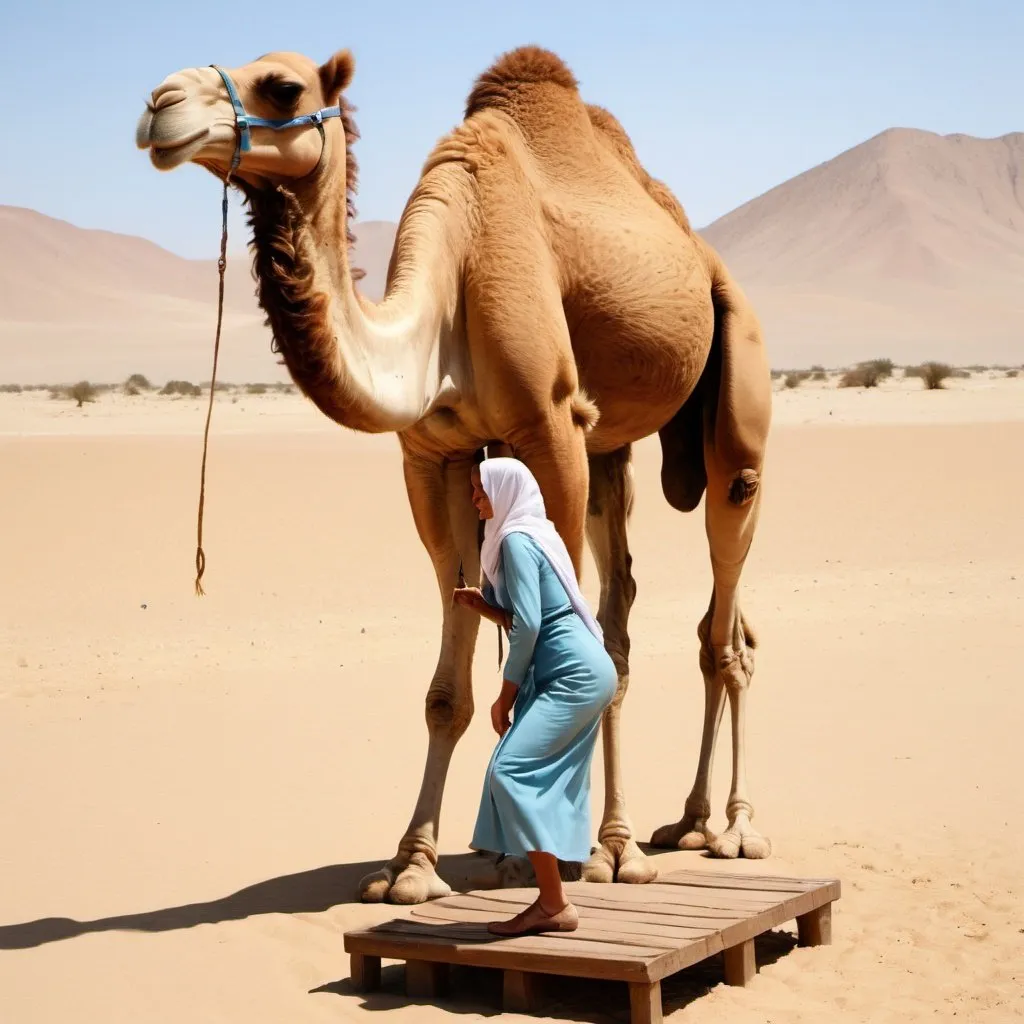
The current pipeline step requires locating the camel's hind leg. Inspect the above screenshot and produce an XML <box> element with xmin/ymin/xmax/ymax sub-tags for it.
<box><xmin>650</xmin><ymin>443</ymin><xmax>769</xmax><ymax>858</ymax></box>
<box><xmin>358</xmin><ymin>448</ymin><xmax>483</xmax><ymax>903</ymax></box>
<box><xmin>651</xmin><ymin>265</ymin><xmax>772</xmax><ymax>859</ymax></box>
<box><xmin>581</xmin><ymin>447</ymin><xmax>658</xmax><ymax>885</ymax></box>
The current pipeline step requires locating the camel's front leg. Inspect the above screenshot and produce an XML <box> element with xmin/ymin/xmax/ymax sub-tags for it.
<box><xmin>358</xmin><ymin>452</ymin><xmax>482</xmax><ymax>903</ymax></box>
<box><xmin>581</xmin><ymin>448</ymin><xmax>657</xmax><ymax>885</ymax></box>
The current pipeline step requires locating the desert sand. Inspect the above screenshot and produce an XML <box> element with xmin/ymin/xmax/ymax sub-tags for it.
<box><xmin>1</xmin><ymin>375</ymin><xmax>1022</xmax><ymax>1023</ymax></box>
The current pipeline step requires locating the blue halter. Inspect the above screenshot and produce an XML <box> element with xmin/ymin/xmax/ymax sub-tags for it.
<box><xmin>210</xmin><ymin>65</ymin><xmax>342</xmax><ymax>173</ymax></box>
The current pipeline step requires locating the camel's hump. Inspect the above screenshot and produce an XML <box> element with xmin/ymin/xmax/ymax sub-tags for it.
<box><xmin>465</xmin><ymin>46</ymin><xmax>578</xmax><ymax>117</ymax></box>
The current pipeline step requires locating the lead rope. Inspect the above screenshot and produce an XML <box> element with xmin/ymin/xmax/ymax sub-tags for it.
<box><xmin>194</xmin><ymin>173</ymin><xmax>232</xmax><ymax>596</ymax></box>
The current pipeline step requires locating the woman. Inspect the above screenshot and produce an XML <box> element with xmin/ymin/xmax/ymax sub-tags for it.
<box><xmin>452</xmin><ymin>458</ymin><xmax>616</xmax><ymax>936</ymax></box>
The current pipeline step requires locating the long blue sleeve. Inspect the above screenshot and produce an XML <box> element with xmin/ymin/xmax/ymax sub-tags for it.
<box><xmin>500</xmin><ymin>533</ymin><xmax>543</xmax><ymax>686</ymax></box>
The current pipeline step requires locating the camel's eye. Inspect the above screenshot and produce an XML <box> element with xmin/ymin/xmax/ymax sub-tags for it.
<box><xmin>261</xmin><ymin>78</ymin><xmax>304</xmax><ymax>108</ymax></box>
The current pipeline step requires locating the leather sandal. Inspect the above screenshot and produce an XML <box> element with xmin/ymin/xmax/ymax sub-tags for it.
<box><xmin>487</xmin><ymin>899</ymin><xmax>579</xmax><ymax>936</ymax></box>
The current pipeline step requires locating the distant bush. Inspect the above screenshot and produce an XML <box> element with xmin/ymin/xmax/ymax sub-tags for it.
<box><xmin>906</xmin><ymin>362</ymin><xmax>953</xmax><ymax>390</ymax></box>
<box><xmin>160</xmin><ymin>380</ymin><xmax>202</xmax><ymax>397</ymax></box>
<box><xmin>784</xmin><ymin>371</ymin><xmax>811</xmax><ymax>389</ymax></box>
<box><xmin>125</xmin><ymin>373</ymin><xmax>152</xmax><ymax>391</ymax></box>
<box><xmin>770</xmin><ymin>369</ymin><xmax>784</xmax><ymax>381</ymax></box>
<box><xmin>1007</xmin><ymin>369</ymin><xmax>1019</xmax><ymax>378</ymax></box>
<box><xmin>62</xmin><ymin>381</ymin><xmax>98</xmax><ymax>407</ymax></box>
<box><xmin>0</xmin><ymin>383</ymin><xmax>22</xmax><ymax>393</ymax></box>
<box><xmin>124</xmin><ymin>383</ymin><xmax>141</xmax><ymax>396</ymax></box>
<box><xmin>841</xmin><ymin>358</ymin><xmax>893</xmax><ymax>388</ymax></box>
<box><xmin>810</xmin><ymin>370</ymin><xmax>827</xmax><ymax>381</ymax></box>
<box><xmin>245</xmin><ymin>383</ymin><xmax>268</xmax><ymax>395</ymax></box>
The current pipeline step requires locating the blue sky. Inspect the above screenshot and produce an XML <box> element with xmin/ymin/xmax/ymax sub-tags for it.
<box><xmin>1</xmin><ymin>0</ymin><xmax>1020</xmax><ymax>259</ymax></box>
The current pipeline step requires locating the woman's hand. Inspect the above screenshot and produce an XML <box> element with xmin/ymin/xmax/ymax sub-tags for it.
<box><xmin>452</xmin><ymin>586</ymin><xmax>487</xmax><ymax>613</ymax></box>
<box><xmin>490</xmin><ymin>680</ymin><xmax>519</xmax><ymax>738</ymax></box>
<box><xmin>453</xmin><ymin>587</ymin><xmax>513</xmax><ymax>631</ymax></box>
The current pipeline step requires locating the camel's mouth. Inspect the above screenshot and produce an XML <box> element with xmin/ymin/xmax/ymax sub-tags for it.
<box><xmin>142</xmin><ymin>126</ymin><xmax>213</xmax><ymax>171</ymax></box>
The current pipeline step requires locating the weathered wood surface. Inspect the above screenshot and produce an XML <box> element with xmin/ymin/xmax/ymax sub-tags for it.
<box><xmin>344</xmin><ymin>867</ymin><xmax>840</xmax><ymax>1021</ymax></box>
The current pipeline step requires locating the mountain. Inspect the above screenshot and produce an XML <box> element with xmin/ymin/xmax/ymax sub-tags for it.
<box><xmin>2</xmin><ymin>126</ymin><xmax>1023</xmax><ymax>382</ymax></box>
<box><xmin>700</xmin><ymin>128</ymin><xmax>1024</xmax><ymax>365</ymax></box>
<box><xmin>0</xmin><ymin>206</ymin><xmax>397</xmax><ymax>384</ymax></box>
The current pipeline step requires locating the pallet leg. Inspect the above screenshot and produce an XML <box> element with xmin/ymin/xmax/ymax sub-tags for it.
<box><xmin>629</xmin><ymin>980</ymin><xmax>662</xmax><ymax>1024</ymax></box>
<box><xmin>797</xmin><ymin>903</ymin><xmax>833</xmax><ymax>946</ymax></box>
<box><xmin>350</xmin><ymin>952</ymin><xmax>381</xmax><ymax>992</ymax></box>
<box><xmin>723</xmin><ymin>938</ymin><xmax>757</xmax><ymax>986</ymax></box>
<box><xmin>503</xmin><ymin>969</ymin><xmax>540</xmax><ymax>1013</ymax></box>
<box><xmin>405</xmin><ymin>959</ymin><xmax>449</xmax><ymax>998</ymax></box>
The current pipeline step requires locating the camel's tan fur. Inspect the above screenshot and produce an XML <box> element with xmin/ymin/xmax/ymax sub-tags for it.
<box><xmin>137</xmin><ymin>44</ymin><xmax>773</xmax><ymax>903</ymax></box>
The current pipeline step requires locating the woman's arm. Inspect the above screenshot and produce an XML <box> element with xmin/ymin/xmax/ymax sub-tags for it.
<box><xmin>499</xmin><ymin>534</ymin><xmax>543</xmax><ymax>687</ymax></box>
<box><xmin>452</xmin><ymin>586</ymin><xmax>512</xmax><ymax>630</ymax></box>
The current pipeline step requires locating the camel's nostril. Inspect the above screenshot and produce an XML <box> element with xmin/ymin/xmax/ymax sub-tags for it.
<box><xmin>151</xmin><ymin>87</ymin><xmax>187</xmax><ymax>111</ymax></box>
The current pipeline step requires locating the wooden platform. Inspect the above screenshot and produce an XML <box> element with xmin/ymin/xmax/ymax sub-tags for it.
<box><xmin>344</xmin><ymin>868</ymin><xmax>840</xmax><ymax>1023</ymax></box>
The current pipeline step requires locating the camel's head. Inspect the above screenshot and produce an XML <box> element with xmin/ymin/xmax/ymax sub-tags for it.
<box><xmin>135</xmin><ymin>49</ymin><xmax>355</xmax><ymax>187</ymax></box>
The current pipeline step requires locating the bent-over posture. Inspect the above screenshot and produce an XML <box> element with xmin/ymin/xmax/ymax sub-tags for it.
<box><xmin>453</xmin><ymin>458</ymin><xmax>616</xmax><ymax>935</ymax></box>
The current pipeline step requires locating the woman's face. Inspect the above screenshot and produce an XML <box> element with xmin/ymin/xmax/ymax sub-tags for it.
<box><xmin>471</xmin><ymin>466</ymin><xmax>494</xmax><ymax>520</ymax></box>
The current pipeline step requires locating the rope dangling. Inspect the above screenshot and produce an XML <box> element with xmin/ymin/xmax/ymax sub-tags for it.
<box><xmin>194</xmin><ymin>175</ymin><xmax>231</xmax><ymax>596</ymax></box>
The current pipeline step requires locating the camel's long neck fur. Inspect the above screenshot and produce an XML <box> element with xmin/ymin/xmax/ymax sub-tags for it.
<box><xmin>246</xmin><ymin>117</ymin><xmax>470</xmax><ymax>434</ymax></box>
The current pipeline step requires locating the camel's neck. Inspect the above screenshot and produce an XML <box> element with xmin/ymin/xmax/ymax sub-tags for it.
<box><xmin>247</xmin><ymin>156</ymin><xmax>469</xmax><ymax>433</ymax></box>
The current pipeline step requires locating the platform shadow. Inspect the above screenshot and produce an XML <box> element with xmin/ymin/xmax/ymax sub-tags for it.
<box><xmin>0</xmin><ymin>852</ymin><xmax>490</xmax><ymax>951</ymax></box>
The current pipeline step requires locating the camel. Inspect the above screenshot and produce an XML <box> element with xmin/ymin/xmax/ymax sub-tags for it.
<box><xmin>135</xmin><ymin>44</ymin><xmax>773</xmax><ymax>904</ymax></box>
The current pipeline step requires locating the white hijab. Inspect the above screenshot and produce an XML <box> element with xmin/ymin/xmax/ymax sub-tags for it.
<box><xmin>479</xmin><ymin>458</ymin><xmax>603</xmax><ymax>643</ymax></box>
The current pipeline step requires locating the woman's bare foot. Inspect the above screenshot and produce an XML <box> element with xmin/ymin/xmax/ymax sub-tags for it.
<box><xmin>487</xmin><ymin>898</ymin><xmax>579</xmax><ymax>936</ymax></box>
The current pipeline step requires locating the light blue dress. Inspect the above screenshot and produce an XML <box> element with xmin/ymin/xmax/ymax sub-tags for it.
<box><xmin>471</xmin><ymin>532</ymin><xmax>617</xmax><ymax>863</ymax></box>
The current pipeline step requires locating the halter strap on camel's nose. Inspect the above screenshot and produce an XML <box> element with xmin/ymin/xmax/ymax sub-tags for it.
<box><xmin>210</xmin><ymin>65</ymin><xmax>343</xmax><ymax>171</ymax></box>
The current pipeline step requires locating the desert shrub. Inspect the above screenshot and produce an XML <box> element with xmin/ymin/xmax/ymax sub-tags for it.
<box><xmin>784</xmin><ymin>371</ymin><xmax>811</xmax><ymax>389</ymax></box>
<box><xmin>270</xmin><ymin>382</ymin><xmax>296</xmax><ymax>394</ymax></box>
<box><xmin>65</xmin><ymin>381</ymin><xmax>98</xmax><ymax>407</ymax></box>
<box><xmin>0</xmin><ymin>383</ymin><xmax>22</xmax><ymax>393</ymax></box>
<box><xmin>909</xmin><ymin>362</ymin><xmax>953</xmax><ymax>389</ymax></box>
<box><xmin>770</xmin><ymin>369</ymin><xmax>784</xmax><ymax>381</ymax></box>
<box><xmin>1007</xmin><ymin>369</ymin><xmax>1019</xmax><ymax>378</ymax></box>
<box><xmin>160</xmin><ymin>380</ymin><xmax>202</xmax><ymax>397</ymax></box>
<box><xmin>124</xmin><ymin>383</ymin><xmax>141</xmax><ymax>396</ymax></box>
<box><xmin>245</xmin><ymin>383</ymin><xmax>268</xmax><ymax>395</ymax></box>
<box><xmin>125</xmin><ymin>373</ymin><xmax>152</xmax><ymax>391</ymax></box>
<box><xmin>810</xmin><ymin>370</ymin><xmax>827</xmax><ymax>381</ymax></box>
<box><xmin>840</xmin><ymin>358</ymin><xmax>893</xmax><ymax>388</ymax></box>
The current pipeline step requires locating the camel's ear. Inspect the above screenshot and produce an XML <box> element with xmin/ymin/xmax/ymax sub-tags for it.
<box><xmin>319</xmin><ymin>49</ymin><xmax>355</xmax><ymax>102</ymax></box>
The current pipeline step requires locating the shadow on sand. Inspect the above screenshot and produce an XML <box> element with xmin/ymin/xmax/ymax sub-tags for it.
<box><xmin>0</xmin><ymin>852</ymin><xmax>492</xmax><ymax>951</ymax></box>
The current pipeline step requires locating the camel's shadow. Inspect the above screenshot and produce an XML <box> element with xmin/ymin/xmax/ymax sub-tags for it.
<box><xmin>0</xmin><ymin>852</ymin><xmax>496</xmax><ymax>952</ymax></box>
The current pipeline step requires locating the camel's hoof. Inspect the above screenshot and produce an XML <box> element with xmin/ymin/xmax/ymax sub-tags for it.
<box><xmin>358</xmin><ymin>854</ymin><xmax>452</xmax><ymax>905</ymax></box>
<box><xmin>583</xmin><ymin>838</ymin><xmax>657</xmax><ymax>884</ymax></box>
<box><xmin>650</xmin><ymin>817</ymin><xmax>711</xmax><ymax>851</ymax></box>
<box><xmin>707</xmin><ymin>823</ymin><xmax>772</xmax><ymax>860</ymax></box>
<box><xmin>582</xmin><ymin>844</ymin><xmax>615</xmax><ymax>883</ymax></box>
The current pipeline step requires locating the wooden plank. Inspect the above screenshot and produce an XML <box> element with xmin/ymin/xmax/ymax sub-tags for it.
<box><xmin>503</xmin><ymin>969</ymin><xmax>540</xmax><ymax>1013</ymax></box>
<box><xmin>658</xmin><ymin>874</ymin><xmax>821</xmax><ymax>894</ymax></box>
<box><xmin>797</xmin><ymin>903</ymin><xmax>833</xmax><ymax>946</ymax></box>
<box><xmin>375</xmin><ymin>917</ymin><xmax>670</xmax><ymax>957</ymax></box>
<box><xmin>629</xmin><ymin>981</ymin><xmax>663</xmax><ymax>1024</ymax></box>
<box><xmin>349</xmin><ymin>952</ymin><xmax>380</xmax><ymax>992</ymax></box>
<box><xmin>345</xmin><ymin>928</ymin><xmax>654</xmax><ymax>981</ymax></box>
<box><xmin>722</xmin><ymin>939</ymin><xmax>757</xmax><ymax>986</ymax></box>
<box><xmin>568</xmin><ymin>884</ymin><xmax>784</xmax><ymax>910</ymax></box>
<box><xmin>411</xmin><ymin>902</ymin><xmax>719</xmax><ymax>943</ymax></box>
<box><xmin>437</xmin><ymin>891</ymin><xmax>750</xmax><ymax>927</ymax></box>
<box><xmin>405</xmin><ymin>959</ymin><xmax>448</xmax><ymax>998</ymax></box>
<box><xmin>662</xmin><ymin>869</ymin><xmax>836</xmax><ymax>888</ymax></box>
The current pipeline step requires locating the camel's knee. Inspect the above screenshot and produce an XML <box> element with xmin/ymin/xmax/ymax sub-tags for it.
<box><xmin>727</xmin><ymin>468</ymin><xmax>760</xmax><ymax>507</ymax></box>
<box><xmin>425</xmin><ymin>685</ymin><xmax>473</xmax><ymax>739</ymax></box>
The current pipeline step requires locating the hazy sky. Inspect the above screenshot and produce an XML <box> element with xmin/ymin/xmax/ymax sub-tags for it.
<box><xmin>2</xmin><ymin>0</ymin><xmax>1021</xmax><ymax>258</ymax></box>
